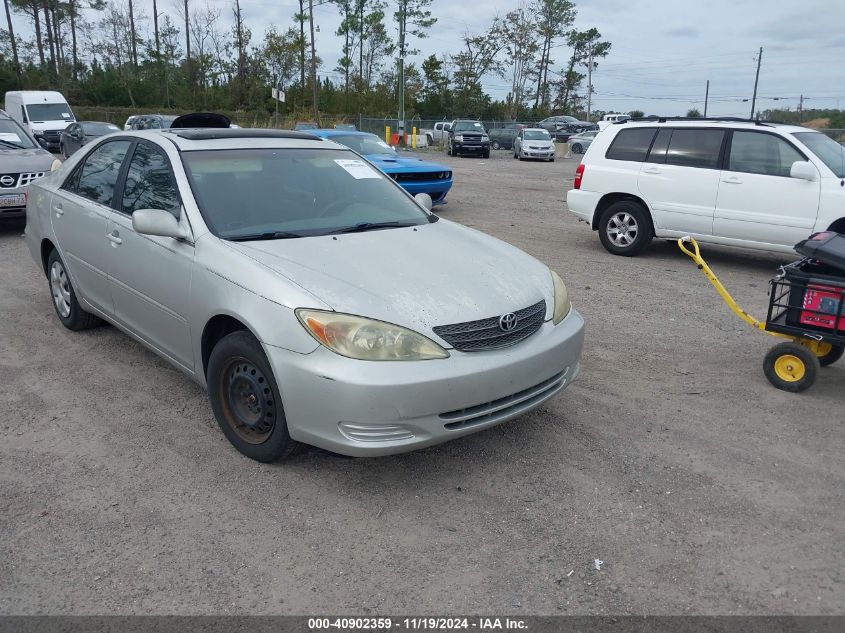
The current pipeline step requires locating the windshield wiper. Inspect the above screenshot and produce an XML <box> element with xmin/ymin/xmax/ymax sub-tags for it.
<box><xmin>329</xmin><ymin>221</ymin><xmax>420</xmax><ymax>234</ymax></box>
<box><xmin>225</xmin><ymin>230</ymin><xmax>304</xmax><ymax>242</ymax></box>
<box><xmin>0</xmin><ymin>140</ymin><xmax>25</xmax><ymax>149</ymax></box>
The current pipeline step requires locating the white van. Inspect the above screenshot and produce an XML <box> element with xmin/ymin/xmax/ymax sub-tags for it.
<box><xmin>567</xmin><ymin>118</ymin><xmax>845</xmax><ymax>256</ymax></box>
<box><xmin>4</xmin><ymin>90</ymin><xmax>75</xmax><ymax>151</ymax></box>
<box><xmin>597</xmin><ymin>113</ymin><xmax>630</xmax><ymax>131</ymax></box>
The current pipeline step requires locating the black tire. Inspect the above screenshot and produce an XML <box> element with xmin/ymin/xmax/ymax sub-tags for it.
<box><xmin>207</xmin><ymin>330</ymin><xmax>300</xmax><ymax>462</ymax></box>
<box><xmin>482</xmin><ymin>151</ymin><xmax>490</xmax><ymax>159</ymax></box>
<box><xmin>46</xmin><ymin>249</ymin><xmax>102</xmax><ymax>330</ymax></box>
<box><xmin>549</xmin><ymin>157</ymin><xmax>555</xmax><ymax>162</ymax></box>
<box><xmin>447</xmin><ymin>140</ymin><xmax>453</xmax><ymax>156</ymax></box>
<box><xmin>572</xmin><ymin>143</ymin><xmax>583</xmax><ymax>154</ymax></box>
<box><xmin>597</xmin><ymin>200</ymin><xmax>654</xmax><ymax>256</ymax></box>
<box><xmin>763</xmin><ymin>342</ymin><xmax>819</xmax><ymax>393</ymax></box>
<box><xmin>492</xmin><ymin>140</ymin><xmax>500</xmax><ymax>150</ymax></box>
<box><xmin>818</xmin><ymin>343</ymin><xmax>844</xmax><ymax>367</ymax></box>
<box><xmin>513</xmin><ymin>150</ymin><xmax>518</xmax><ymax>159</ymax></box>
<box><xmin>426</xmin><ymin>134</ymin><xmax>433</xmax><ymax>147</ymax></box>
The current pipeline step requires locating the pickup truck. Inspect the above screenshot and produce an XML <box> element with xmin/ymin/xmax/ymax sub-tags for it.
<box><xmin>420</xmin><ymin>121</ymin><xmax>451</xmax><ymax>146</ymax></box>
<box><xmin>489</xmin><ymin>123</ymin><xmax>527</xmax><ymax>150</ymax></box>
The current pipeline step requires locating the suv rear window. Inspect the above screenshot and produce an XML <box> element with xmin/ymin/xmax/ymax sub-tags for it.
<box><xmin>665</xmin><ymin>129</ymin><xmax>724</xmax><ymax>169</ymax></box>
<box><xmin>605</xmin><ymin>128</ymin><xmax>657</xmax><ymax>162</ymax></box>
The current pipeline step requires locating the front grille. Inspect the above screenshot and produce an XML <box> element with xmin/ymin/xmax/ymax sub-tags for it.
<box><xmin>460</xmin><ymin>134</ymin><xmax>483</xmax><ymax>141</ymax></box>
<box><xmin>433</xmin><ymin>300</ymin><xmax>546</xmax><ymax>352</ymax></box>
<box><xmin>440</xmin><ymin>370</ymin><xmax>568</xmax><ymax>430</ymax></box>
<box><xmin>0</xmin><ymin>172</ymin><xmax>45</xmax><ymax>188</ymax></box>
<box><xmin>42</xmin><ymin>130</ymin><xmax>61</xmax><ymax>142</ymax></box>
<box><xmin>391</xmin><ymin>171</ymin><xmax>448</xmax><ymax>182</ymax></box>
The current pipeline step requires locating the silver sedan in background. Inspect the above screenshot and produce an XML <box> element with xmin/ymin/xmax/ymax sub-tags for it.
<box><xmin>568</xmin><ymin>130</ymin><xmax>599</xmax><ymax>154</ymax></box>
<box><xmin>25</xmin><ymin>128</ymin><xmax>584</xmax><ymax>462</ymax></box>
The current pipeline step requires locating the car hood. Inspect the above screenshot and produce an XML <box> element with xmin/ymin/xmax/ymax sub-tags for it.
<box><xmin>0</xmin><ymin>146</ymin><xmax>55</xmax><ymax>171</ymax></box>
<box><xmin>29</xmin><ymin>120</ymin><xmax>74</xmax><ymax>132</ymax></box>
<box><xmin>524</xmin><ymin>139</ymin><xmax>554</xmax><ymax>147</ymax></box>
<box><xmin>226</xmin><ymin>220</ymin><xmax>552</xmax><ymax>336</ymax></box>
<box><xmin>365</xmin><ymin>154</ymin><xmax>449</xmax><ymax>174</ymax></box>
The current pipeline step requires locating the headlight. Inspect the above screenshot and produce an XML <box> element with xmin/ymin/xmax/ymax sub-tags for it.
<box><xmin>550</xmin><ymin>270</ymin><xmax>571</xmax><ymax>324</ymax></box>
<box><xmin>296</xmin><ymin>309</ymin><xmax>449</xmax><ymax>361</ymax></box>
<box><xmin>454</xmin><ymin>135</ymin><xmax>463</xmax><ymax>141</ymax></box>
<box><xmin>481</xmin><ymin>135</ymin><xmax>489</xmax><ymax>141</ymax></box>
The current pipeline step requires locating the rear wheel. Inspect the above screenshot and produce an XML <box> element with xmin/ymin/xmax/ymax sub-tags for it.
<box><xmin>207</xmin><ymin>330</ymin><xmax>300</xmax><ymax>462</ymax></box>
<box><xmin>597</xmin><ymin>200</ymin><xmax>653</xmax><ymax>256</ymax></box>
<box><xmin>572</xmin><ymin>143</ymin><xmax>583</xmax><ymax>154</ymax></box>
<box><xmin>814</xmin><ymin>342</ymin><xmax>844</xmax><ymax>367</ymax></box>
<box><xmin>764</xmin><ymin>342</ymin><xmax>819</xmax><ymax>393</ymax></box>
<box><xmin>492</xmin><ymin>140</ymin><xmax>500</xmax><ymax>150</ymax></box>
<box><xmin>46</xmin><ymin>249</ymin><xmax>102</xmax><ymax>330</ymax></box>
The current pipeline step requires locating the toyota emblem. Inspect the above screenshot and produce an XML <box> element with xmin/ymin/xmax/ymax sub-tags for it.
<box><xmin>0</xmin><ymin>175</ymin><xmax>15</xmax><ymax>187</ymax></box>
<box><xmin>498</xmin><ymin>312</ymin><xmax>518</xmax><ymax>332</ymax></box>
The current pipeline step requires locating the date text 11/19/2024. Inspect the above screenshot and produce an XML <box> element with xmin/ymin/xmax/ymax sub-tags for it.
<box><xmin>308</xmin><ymin>617</ymin><xmax>528</xmax><ymax>630</ymax></box>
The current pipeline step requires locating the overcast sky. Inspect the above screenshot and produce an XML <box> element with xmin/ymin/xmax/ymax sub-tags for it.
<box><xmin>11</xmin><ymin>0</ymin><xmax>845</xmax><ymax>116</ymax></box>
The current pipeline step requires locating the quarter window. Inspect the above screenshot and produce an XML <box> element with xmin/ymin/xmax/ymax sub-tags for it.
<box><xmin>728</xmin><ymin>131</ymin><xmax>804</xmax><ymax>177</ymax></box>
<box><xmin>121</xmin><ymin>142</ymin><xmax>181</xmax><ymax>217</ymax></box>
<box><xmin>665</xmin><ymin>129</ymin><xmax>724</xmax><ymax>169</ymax></box>
<box><xmin>606</xmin><ymin>128</ymin><xmax>657</xmax><ymax>162</ymax></box>
<box><xmin>70</xmin><ymin>140</ymin><xmax>131</xmax><ymax>206</ymax></box>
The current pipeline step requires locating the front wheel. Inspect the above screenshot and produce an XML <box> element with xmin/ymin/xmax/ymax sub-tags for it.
<box><xmin>482</xmin><ymin>151</ymin><xmax>490</xmax><ymax>159</ymax></box>
<box><xmin>46</xmin><ymin>249</ymin><xmax>102</xmax><ymax>330</ymax></box>
<box><xmin>597</xmin><ymin>201</ymin><xmax>653</xmax><ymax>256</ymax></box>
<box><xmin>492</xmin><ymin>140</ymin><xmax>500</xmax><ymax>150</ymax></box>
<box><xmin>764</xmin><ymin>342</ymin><xmax>819</xmax><ymax>393</ymax></box>
<box><xmin>207</xmin><ymin>330</ymin><xmax>300</xmax><ymax>462</ymax></box>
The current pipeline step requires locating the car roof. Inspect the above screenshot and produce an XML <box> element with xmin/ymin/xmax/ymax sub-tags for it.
<box><xmin>615</xmin><ymin>119</ymin><xmax>809</xmax><ymax>134</ymax></box>
<box><xmin>128</xmin><ymin>128</ymin><xmax>339</xmax><ymax>151</ymax></box>
<box><xmin>312</xmin><ymin>129</ymin><xmax>372</xmax><ymax>137</ymax></box>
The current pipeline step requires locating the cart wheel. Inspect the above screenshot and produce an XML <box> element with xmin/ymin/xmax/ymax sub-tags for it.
<box><xmin>763</xmin><ymin>342</ymin><xmax>820</xmax><ymax>393</ymax></box>
<box><xmin>815</xmin><ymin>343</ymin><xmax>844</xmax><ymax>367</ymax></box>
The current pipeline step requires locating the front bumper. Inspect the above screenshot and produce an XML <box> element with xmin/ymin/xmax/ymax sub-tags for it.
<box><xmin>454</xmin><ymin>142</ymin><xmax>490</xmax><ymax>154</ymax></box>
<box><xmin>397</xmin><ymin>180</ymin><xmax>453</xmax><ymax>204</ymax></box>
<box><xmin>0</xmin><ymin>186</ymin><xmax>29</xmax><ymax>219</ymax></box>
<box><xmin>266</xmin><ymin>309</ymin><xmax>585</xmax><ymax>456</ymax></box>
<box><xmin>522</xmin><ymin>148</ymin><xmax>555</xmax><ymax>158</ymax></box>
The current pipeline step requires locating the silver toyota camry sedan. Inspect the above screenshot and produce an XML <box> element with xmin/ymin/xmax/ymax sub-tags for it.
<box><xmin>25</xmin><ymin>128</ymin><xmax>585</xmax><ymax>461</ymax></box>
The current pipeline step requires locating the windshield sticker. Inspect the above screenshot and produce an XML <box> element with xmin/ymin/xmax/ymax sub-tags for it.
<box><xmin>0</xmin><ymin>133</ymin><xmax>22</xmax><ymax>142</ymax></box>
<box><xmin>61</xmin><ymin>112</ymin><xmax>71</xmax><ymax>118</ymax></box>
<box><xmin>376</xmin><ymin>140</ymin><xmax>392</xmax><ymax>150</ymax></box>
<box><xmin>334</xmin><ymin>159</ymin><xmax>381</xmax><ymax>179</ymax></box>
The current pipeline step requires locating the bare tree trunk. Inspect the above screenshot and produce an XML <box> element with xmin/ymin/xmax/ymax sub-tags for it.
<box><xmin>52</xmin><ymin>4</ymin><xmax>62</xmax><ymax>67</ymax></box>
<box><xmin>184</xmin><ymin>0</ymin><xmax>191</xmax><ymax>98</ymax></box>
<box><xmin>128</xmin><ymin>0</ymin><xmax>137</xmax><ymax>66</ymax></box>
<box><xmin>42</xmin><ymin>0</ymin><xmax>56</xmax><ymax>79</ymax></box>
<box><xmin>153</xmin><ymin>0</ymin><xmax>160</xmax><ymax>57</ymax></box>
<box><xmin>298</xmin><ymin>0</ymin><xmax>305</xmax><ymax>89</ymax></box>
<box><xmin>70</xmin><ymin>0</ymin><xmax>78</xmax><ymax>80</ymax></box>
<box><xmin>3</xmin><ymin>0</ymin><xmax>20</xmax><ymax>84</ymax></box>
<box><xmin>33</xmin><ymin>6</ymin><xmax>45</xmax><ymax>69</ymax></box>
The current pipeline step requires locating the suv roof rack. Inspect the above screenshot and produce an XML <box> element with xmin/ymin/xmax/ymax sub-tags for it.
<box><xmin>617</xmin><ymin>116</ymin><xmax>780</xmax><ymax>127</ymax></box>
<box><xmin>165</xmin><ymin>128</ymin><xmax>321</xmax><ymax>141</ymax></box>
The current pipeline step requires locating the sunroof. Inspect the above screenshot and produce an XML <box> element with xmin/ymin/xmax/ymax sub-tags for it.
<box><xmin>166</xmin><ymin>128</ymin><xmax>322</xmax><ymax>141</ymax></box>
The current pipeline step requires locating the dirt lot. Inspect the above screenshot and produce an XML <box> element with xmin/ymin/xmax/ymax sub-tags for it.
<box><xmin>0</xmin><ymin>149</ymin><xmax>842</xmax><ymax>616</ymax></box>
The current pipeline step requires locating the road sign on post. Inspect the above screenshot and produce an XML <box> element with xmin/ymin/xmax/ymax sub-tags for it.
<box><xmin>271</xmin><ymin>87</ymin><xmax>285</xmax><ymax>102</ymax></box>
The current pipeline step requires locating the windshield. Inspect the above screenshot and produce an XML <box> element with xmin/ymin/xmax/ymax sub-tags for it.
<box><xmin>182</xmin><ymin>148</ymin><xmax>431</xmax><ymax>240</ymax></box>
<box><xmin>793</xmin><ymin>132</ymin><xmax>845</xmax><ymax>178</ymax></box>
<box><xmin>160</xmin><ymin>116</ymin><xmax>177</xmax><ymax>129</ymax></box>
<box><xmin>26</xmin><ymin>103</ymin><xmax>74</xmax><ymax>122</ymax></box>
<box><xmin>329</xmin><ymin>133</ymin><xmax>396</xmax><ymax>156</ymax></box>
<box><xmin>524</xmin><ymin>130</ymin><xmax>551</xmax><ymax>141</ymax></box>
<box><xmin>0</xmin><ymin>119</ymin><xmax>36</xmax><ymax>148</ymax></box>
<box><xmin>83</xmin><ymin>122</ymin><xmax>120</xmax><ymax>135</ymax></box>
<box><xmin>561</xmin><ymin>116</ymin><xmax>579</xmax><ymax>123</ymax></box>
<box><xmin>453</xmin><ymin>121</ymin><xmax>484</xmax><ymax>132</ymax></box>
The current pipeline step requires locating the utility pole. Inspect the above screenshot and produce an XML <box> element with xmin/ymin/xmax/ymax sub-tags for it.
<box><xmin>586</xmin><ymin>48</ymin><xmax>593</xmax><ymax>120</ymax></box>
<box><xmin>397</xmin><ymin>2</ymin><xmax>406</xmax><ymax>146</ymax></box>
<box><xmin>308</xmin><ymin>0</ymin><xmax>319</xmax><ymax>125</ymax></box>
<box><xmin>750</xmin><ymin>46</ymin><xmax>762</xmax><ymax>119</ymax></box>
<box><xmin>704</xmin><ymin>80</ymin><xmax>709</xmax><ymax>117</ymax></box>
<box><xmin>798</xmin><ymin>94</ymin><xmax>804</xmax><ymax>123</ymax></box>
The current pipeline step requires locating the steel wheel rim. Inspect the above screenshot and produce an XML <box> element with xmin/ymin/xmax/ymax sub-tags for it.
<box><xmin>219</xmin><ymin>357</ymin><xmax>275</xmax><ymax>444</ymax></box>
<box><xmin>774</xmin><ymin>354</ymin><xmax>805</xmax><ymax>382</ymax></box>
<box><xmin>607</xmin><ymin>211</ymin><xmax>639</xmax><ymax>247</ymax></box>
<box><xmin>50</xmin><ymin>261</ymin><xmax>72</xmax><ymax>318</ymax></box>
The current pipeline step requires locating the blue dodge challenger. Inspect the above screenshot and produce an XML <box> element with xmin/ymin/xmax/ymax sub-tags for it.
<box><xmin>312</xmin><ymin>129</ymin><xmax>453</xmax><ymax>205</ymax></box>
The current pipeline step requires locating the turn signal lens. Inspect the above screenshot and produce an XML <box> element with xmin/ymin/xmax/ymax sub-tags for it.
<box><xmin>551</xmin><ymin>270</ymin><xmax>571</xmax><ymax>324</ymax></box>
<box><xmin>574</xmin><ymin>163</ymin><xmax>585</xmax><ymax>189</ymax></box>
<box><xmin>296</xmin><ymin>310</ymin><xmax>449</xmax><ymax>361</ymax></box>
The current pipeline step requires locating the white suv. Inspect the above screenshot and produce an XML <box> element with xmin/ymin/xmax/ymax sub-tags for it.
<box><xmin>566</xmin><ymin>118</ymin><xmax>845</xmax><ymax>256</ymax></box>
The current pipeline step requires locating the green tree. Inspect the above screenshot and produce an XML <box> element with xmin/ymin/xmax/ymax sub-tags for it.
<box><xmin>554</xmin><ymin>28</ymin><xmax>610</xmax><ymax>114</ymax></box>
<box><xmin>531</xmin><ymin>0</ymin><xmax>574</xmax><ymax>112</ymax></box>
<box><xmin>502</xmin><ymin>5</ymin><xmax>539</xmax><ymax>119</ymax></box>
<box><xmin>686</xmin><ymin>108</ymin><xmax>701</xmax><ymax>118</ymax></box>
<box><xmin>628</xmin><ymin>109</ymin><xmax>644</xmax><ymax>118</ymax></box>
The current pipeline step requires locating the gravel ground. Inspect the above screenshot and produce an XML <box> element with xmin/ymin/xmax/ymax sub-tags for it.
<box><xmin>0</xmin><ymin>149</ymin><xmax>842</xmax><ymax>615</ymax></box>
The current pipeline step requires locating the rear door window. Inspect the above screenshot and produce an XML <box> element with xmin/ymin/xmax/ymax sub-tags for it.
<box><xmin>665</xmin><ymin>129</ymin><xmax>725</xmax><ymax>169</ymax></box>
<box><xmin>646</xmin><ymin>128</ymin><xmax>672</xmax><ymax>163</ymax></box>
<box><xmin>605</xmin><ymin>128</ymin><xmax>657</xmax><ymax>162</ymax></box>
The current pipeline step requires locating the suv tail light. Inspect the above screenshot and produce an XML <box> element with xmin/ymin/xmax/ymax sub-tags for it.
<box><xmin>574</xmin><ymin>163</ymin><xmax>585</xmax><ymax>189</ymax></box>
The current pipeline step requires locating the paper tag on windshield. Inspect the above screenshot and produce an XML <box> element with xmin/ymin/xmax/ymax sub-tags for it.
<box><xmin>0</xmin><ymin>133</ymin><xmax>21</xmax><ymax>142</ymax></box>
<box><xmin>334</xmin><ymin>159</ymin><xmax>381</xmax><ymax>179</ymax></box>
<box><xmin>61</xmin><ymin>112</ymin><xmax>71</xmax><ymax>118</ymax></box>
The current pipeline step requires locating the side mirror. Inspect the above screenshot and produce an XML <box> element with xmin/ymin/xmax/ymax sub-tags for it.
<box><xmin>414</xmin><ymin>193</ymin><xmax>433</xmax><ymax>211</ymax></box>
<box><xmin>36</xmin><ymin>137</ymin><xmax>48</xmax><ymax>149</ymax></box>
<box><xmin>132</xmin><ymin>208</ymin><xmax>188</xmax><ymax>240</ymax></box>
<box><xmin>790</xmin><ymin>161</ymin><xmax>818</xmax><ymax>182</ymax></box>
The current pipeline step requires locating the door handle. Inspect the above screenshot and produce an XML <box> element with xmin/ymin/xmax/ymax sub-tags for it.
<box><xmin>642</xmin><ymin>166</ymin><xmax>661</xmax><ymax>174</ymax></box>
<box><xmin>53</xmin><ymin>203</ymin><xmax>63</xmax><ymax>216</ymax></box>
<box><xmin>721</xmin><ymin>176</ymin><xmax>742</xmax><ymax>184</ymax></box>
<box><xmin>107</xmin><ymin>230</ymin><xmax>122</xmax><ymax>245</ymax></box>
